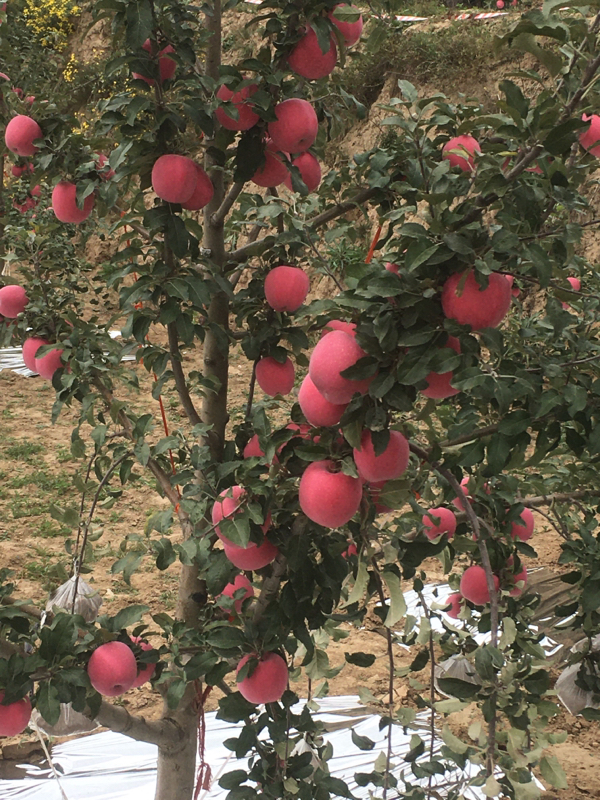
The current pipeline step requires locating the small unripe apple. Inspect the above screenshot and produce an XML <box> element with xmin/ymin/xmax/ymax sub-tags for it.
<box><xmin>298</xmin><ymin>374</ymin><xmax>348</xmax><ymax>427</ymax></box>
<box><xmin>460</xmin><ymin>565</ymin><xmax>499</xmax><ymax>606</ymax></box>
<box><xmin>255</xmin><ymin>356</ymin><xmax>295</xmax><ymax>396</ymax></box>
<box><xmin>283</xmin><ymin>152</ymin><xmax>321</xmax><ymax>192</ymax></box>
<box><xmin>216</xmin><ymin>82</ymin><xmax>259</xmax><ymax>131</ymax></box>
<box><xmin>87</xmin><ymin>641</ymin><xmax>138</xmax><ymax>696</ymax></box>
<box><xmin>288</xmin><ymin>27</ymin><xmax>337</xmax><ymax>80</ymax></box>
<box><xmin>22</xmin><ymin>337</ymin><xmax>48</xmax><ymax>371</ymax></box>
<box><xmin>580</xmin><ymin>113</ymin><xmax>600</xmax><ymax>156</ymax></box>
<box><xmin>268</xmin><ymin>98</ymin><xmax>319</xmax><ymax>154</ymax></box>
<box><xmin>237</xmin><ymin>652</ymin><xmax>288</xmax><ymax>704</ymax></box>
<box><xmin>223</xmin><ymin>540</ymin><xmax>278</xmax><ymax>570</ymax></box>
<box><xmin>329</xmin><ymin>4</ymin><xmax>363</xmax><ymax>47</ymax></box>
<box><xmin>442</xmin><ymin>271</ymin><xmax>512</xmax><ymax>330</ymax></box>
<box><xmin>0</xmin><ymin>691</ymin><xmax>32</xmax><ymax>736</ymax></box>
<box><xmin>35</xmin><ymin>345</ymin><xmax>64</xmax><ymax>380</ymax></box>
<box><xmin>151</xmin><ymin>154</ymin><xmax>198</xmax><ymax>204</ymax></box>
<box><xmin>252</xmin><ymin>139</ymin><xmax>289</xmax><ymax>188</ymax></box>
<box><xmin>423</xmin><ymin>507</ymin><xmax>457</xmax><ymax>540</ymax></box>
<box><xmin>130</xmin><ymin>637</ymin><xmax>156</xmax><ymax>688</ymax></box>
<box><xmin>422</xmin><ymin>336</ymin><xmax>461</xmax><ymax>400</ymax></box>
<box><xmin>264</xmin><ymin>265</ymin><xmax>310</xmax><ymax>312</ymax></box>
<box><xmin>52</xmin><ymin>181</ymin><xmax>95</xmax><ymax>224</ymax></box>
<box><xmin>510</xmin><ymin>507</ymin><xmax>534</xmax><ymax>541</ymax></box>
<box><xmin>322</xmin><ymin>319</ymin><xmax>356</xmax><ymax>338</ymax></box>
<box><xmin>353</xmin><ymin>429</ymin><xmax>410</xmax><ymax>483</ymax></box>
<box><xmin>0</xmin><ymin>284</ymin><xmax>28</xmax><ymax>317</ymax></box>
<box><xmin>299</xmin><ymin>460</ymin><xmax>362</xmax><ymax>527</ymax></box>
<box><xmin>4</xmin><ymin>115</ymin><xmax>42</xmax><ymax>156</ymax></box>
<box><xmin>444</xmin><ymin>592</ymin><xmax>463</xmax><ymax>619</ymax></box>
<box><xmin>309</xmin><ymin>330</ymin><xmax>373</xmax><ymax>404</ymax></box>
<box><xmin>181</xmin><ymin>164</ymin><xmax>214</xmax><ymax>210</ymax></box>
<box><xmin>218</xmin><ymin>574</ymin><xmax>254</xmax><ymax>616</ymax></box>
<box><xmin>442</xmin><ymin>135</ymin><xmax>481</xmax><ymax>172</ymax></box>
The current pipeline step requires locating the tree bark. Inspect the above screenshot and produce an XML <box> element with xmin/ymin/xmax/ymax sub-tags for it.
<box><xmin>154</xmin><ymin>684</ymin><xmax>201</xmax><ymax>800</ymax></box>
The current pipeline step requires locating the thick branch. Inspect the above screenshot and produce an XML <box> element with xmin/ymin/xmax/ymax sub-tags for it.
<box><xmin>2</xmin><ymin>596</ymin><xmax>42</xmax><ymax>619</ymax></box>
<box><xmin>252</xmin><ymin>553</ymin><xmax>288</xmax><ymax>624</ymax></box>
<box><xmin>90</xmin><ymin>699</ymin><xmax>185</xmax><ymax>750</ymax></box>
<box><xmin>210</xmin><ymin>181</ymin><xmax>245</xmax><ymax>228</ymax></box>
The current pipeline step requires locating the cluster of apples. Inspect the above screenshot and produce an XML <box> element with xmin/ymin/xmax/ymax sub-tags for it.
<box><xmin>86</xmin><ymin>638</ymin><xmax>156</xmax><ymax>697</ymax></box>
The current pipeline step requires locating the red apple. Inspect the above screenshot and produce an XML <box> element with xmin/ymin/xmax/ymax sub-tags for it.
<box><xmin>423</xmin><ymin>507</ymin><xmax>457</xmax><ymax>540</ymax></box>
<box><xmin>4</xmin><ymin>115</ymin><xmax>42</xmax><ymax>156</ymax></box>
<box><xmin>35</xmin><ymin>345</ymin><xmax>64</xmax><ymax>380</ymax></box>
<box><xmin>460</xmin><ymin>565</ymin><xmax>499</xmax><ymax>605</ymax></box>
<box><xmin>441</xmin><ymin>271</ymin><xmax>512</xmax><ymax>330</ymax></box>
<box><xmin>442</xmin><ymin>135</ymin><xmax>481</xmax><ymax>172</ymax></box>
<box><xmin>496</xmin><ymin>0</ymin><xmax>504</xmax><ymax>8</ymax></box>
<box><xmin>299</xmin><ymin>460</ymin><xmax>362</xmax><ymax>527</ymax></box>
<box><xmin>0</xmin><ymin>691</ymin><xmax>32</xmax><ymax>736</ymax></box>
<box><xmin>52</xmin><ymin>181</ymin><xmax>95</xmax><ymax>224</ymax></box>
<box><xmin>507</xmin><ymin>566</ymin><xmax>527</xmax><ymax>597</ymax></box>
<box><xmin>342</xmin><ymin>540</ymin><xmax>358</xmax><ymax>558</ymax></box>
<box><xmin>223</xmin><ymin>540</ymin><xmax>278</xmax><ymax>570</ymax></box>
<box><xmin>211</xmin><ymin>486</ymin><xmax>271</xmax><ymax>545</ymax></box>
<box><xmin>22</xmin><ymin>337</ymin><xmax>48</xmax><ymax>371</ymax></box>
<box><xmin>580</xmin><ymin>113</ymin><xmax>600</xmax><ymax>157</ymax></box>
<box><xmin>369</xmin><ymin>480</ymin><xmax>393</xmax><ymax>514</ymax></box>
<box><xmin>510</xmin><ymin>507</ymin><xmax>534</xmax><ymax>541</ymax></box>
<box><xmin>309</xmin><ymin>330</ymin><xmax>373</xmax><ymax>404</ymax></box>
<box><xmin>322</xmin><ymin>319</ymin><xmax>357</xmax><ymax>338</ymax></box>
<box><xmin>562</xmin><ymin>276</ymin><xmax>581</xmax><ymax>310</ymax></box>
<box><xmin>252</xmin><ymin>139</ymin><xmax>289</xmax><ymax>188</ymax></box>
<box><xmin>218</xmin><ymin>574</ymin><xmax>254</xmax><ymax>616</ymax></box>
<box><xmin>130</xmin><ymin>637</ymin><xmax>156</xmax><ymax>688</ymax></box>
<box><xmin>244</xmin><ymin>435</ymin><xmax>264</xmax><ymax>459</ymax></box>
<box><xmin>11</xmin><ymin>162</ymin><xmax>33</xmax><ymax>177</ymax></box>
<box><xmin>95</xmin><ymin>153</ymin><xmax>115</xmax><ymax>180</ymax></box>
<box><xmin>385</xmin><ymin>262</ymin><xmax>400</xmax><ymax>275</ymax></box>
<box><xmin>255</xmin><ymin>356</ymin><xmax>295</xmax><ymax>396</ymax></box>
<box><xmin>264</xmin><ymin>265</ymin><xmax>310</xmax><ymax>312</ymax></box>
<box><xmin>353</xmin><ymin>429</ymin><xmax>410</xmax><ymax>483</ymax></box>
<box><xmin>216</xmin><ymin>82</ymin><xmax>259</xmax><ymax>131</ymax></box>
<box><xmin>0</xmin><ymin>285</ymin><xmax>28</xmax><ymax>317</ymax></box>
<box><xmin>237</xmin><ymin>652</ymin><xmax>288</xmax><ymax>704</ymax></box>
<box><xmin>298</xmin><ymin>374</ymin><xmax>348</xmax><ymax>427</ymax></box>
<box><xmin>444</xmin><ymin>592</ymin><xmax>463</xmax><ymax>619</ymax></box>
<box><xmin>132</xmin><ymin>40</ymin><xmax>176</xmax><ymax>84</ymax></box>
<box><xmin>181</xmin><ymin>164</ymin><xmax>214</xmax><ymax>210</ymax></box>
<box><xmin>329</xmin><ymin>4</ymin><xmax>363</xmax><ymax>47</ymax></box>
<box><xmin>422</xmin><ymin>336</ymin><xmax>461</xmax><ymax>400</ymax></box>
<box><xmin>151</xmin><ymin>154</ymin><xmax>198</xmax><ymax>204</ymax></box>
<box><xmin>87</xmin><ymin>641</ymin><xmax>137</xmax><ymax>696</ymax></box>
<box><xmin>283</xmin><ymin>151</ymin><xmax>322</xmax><ymax>192</ymax></box>
<box><xmin>268</xmin><ymin>98</ymin><xmax>319</xmax><ymax>154</ymax></box>
<box><xmin>452</xmin><ymin>476</ymin><xmax>473</xmax><ymax>511</ymax></box>
<box><xmin>288</xmin><ymin>27</ymin><xmax>337</xmax><ymax>80</ymax></box>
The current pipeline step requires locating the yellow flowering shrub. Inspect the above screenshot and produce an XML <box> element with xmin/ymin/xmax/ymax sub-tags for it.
<box><xmin>22</xmin><ymin>0</ymin><xmax>80</xmax><ymax>51</ymax></box>
<box><xmin>63</xmin><ymin>53</ymin><xmax>78</xmax><ymax>82</ymax></box>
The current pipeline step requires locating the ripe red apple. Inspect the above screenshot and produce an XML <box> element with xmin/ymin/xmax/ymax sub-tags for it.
<box><xmin>369</xmin><ymin>480</ymin><xmax>393</xmax><ymax>514</ymax></box>
<box><xmin>309</xmin><ymin>330</ymin><xmax>374</xmax><ymax>404</ymax></box>
<box><xmin>299</xmin><ymin>460</ymin><xmax>362</xmax><ymax>527</ymax></box>
<box><xmin>237</xmin><ymin>652</ymin><xmax>288</xmax><ymax>704</ymax></box>
<box><xmin>264</xmin><ymin>265</ymin><xmax>310</xmax><ymax>312</ymax></box>
<box><xmin>52</xmin><ymin>181</ymin><xmax>95</xmax><ymax>224</ymax></box>
<box><xmin>0</xmin><ymin>284</ymin><xmax>28</xmax><ymax>317</ymax></box>
<box><xmin>562</xmin><ymin>276</ymin><xmax>581</xmax><ymax>310</ymax></box>
<box><xmin>34</xmin><ymin>346</ymin><xmax>63</xmax><ymax>380</ymax></box>
<box><xmin>0</xmin><ymin>691</ymin><xmax>32</xmax><ymax>737</ymax></box>
<box><xmin>298</xmin><ymin>374</ymin><xmax>348</xmax><ymax>427</ymax></box>
<box><xmin>423</xmin><ymin>507</ymin><xmax>457</xmax><ymax>540</ymax></box>
<box><xmin>510</xmin><ymin>507</ymin><xmax>534</xmax><ymax>541</ymax></box>
<box><xmin>452</xmin><ymin>476</ymin><xmax>473</xmax><ymax>511</ymax></box>
<box><xmin>216</xmin><ymin>82</ymin><xmax>259</xmax><ymax>131</ymax></box>
<box><xmin>151</xmin><ymin>154</ymin><xmax>198</xmax><ymax>204</ymax></box>
<box><xmin>87</xmin><ymin>641</ymin><xmax>138</xmax><ymax>696</ymax></box>
<box><xmin>130</xmin><ymin>637</ymin><xmax>156</xmax><ymax>689</ymax></box>
<box><xmin>507</xmin><ymin>566</ymin><xmax>527</xmax><ymax>597</ymax></box>
<box><xmin>94</xmin><ymin>153</ymin><xmax>115</xmax><ymax>181</ymax></box>
<box><xmin>223</xmin><ymin>539</ymin><xmax>278</xmax><ymax>570</ymax></box>
<box><xmin>218</xmin><ymin>574</ymin><xmax>254</xmax><ymax>616</ymax></box>
<box><xmin>11</xmin><ymin>162</ymin><xmax>33</xmax><ymax>177</ymax></box>
<box><xmin>322</xmin><ymin>319</ymin><xmax>357</xmax><ymax>338</ymax></box>
<box><xmin>268</xmin><ymin>98</ymin><xmax>319</xmax><ymax>154</ymax></box>
<box><xmin>422</xmin><ymin>336</ymin><xmax>461</xmax><ymax>400</ymax></box>
<box><xmin>22</xmin><ymin>337</ymin><xmax>48</xmax><ymax>371</ymax></box>
<box><xmin>442</xmin><ymin>135</ymin><xmax>481</xmax><ymax>172</ymax></box>
<box><xmin>255</xmin><ymin>356</ymin><xmax>295</xmax><ymax>396</ymax></box>
<box><xmin>385</xmin><ymin>262</ymin><xmax>400</xmax><ymax>275</ymax></box>
<box><xmin>460</xmin><ymin>565</ymin><xmax>499</xmax><ymax>605</ymax></box>
<box><xmin>342</xmin><ymin>540</ymin><xmax>358</xmax><ymax>558</ymax></box>
<box><xmin>4</xmin><ymin>115</ymin><xmax>42</xmax><ymax>156</ymax></box>
<box><xmin>580</xmin><ymin>113</ymin><xmax>600</xmax><ymax>157</ymax></box>
<box><xmin>496</xmin><ymin>0</ymin><xmax>504</xmax><ymax>8</ymax></box>
<box><xmin>444</xmin><ymin>592</ymin><xmax>463</xmax><ymax>619</ymax></box>
<box><xmin>283</xmin><ymin>152</ymin><xmax>322</xmax><ymax>192</ymax></box>
<box><xmin>132</xmin><ymin>40</ymin><xmax>176</xmax><ymax>84</ymax></box>
<box><xmin>288</xmin><ymin>27</ymin><xmax>337</xmax><ymax>80</ymax></box>
<box><xmin>252</xmin><ymin>139</ymin><xmax>289</xmax><ymax>188</ymax></box>
<box><xmin>441</xmin><ymin>271</ymin><xmax>512</xmax><ymax>330</ymax></box>
<box><xmin>353</xmin><ymin>429</ymin><xmax>410</xmax><ymax>483</ymax></box>
<box><xmin>212</xmin><ymin>486</ymin><xmax>271</xmax><ymax>548</ymax></box>
<box><xmin>181</xmin><ymin>164</ymin><xmax>214</xmax><ymax>210</ymax></box>
<box><xmin>329</xmin><ymin>4</ymin><xmax>363</xmax><ymax>47</ymax></box>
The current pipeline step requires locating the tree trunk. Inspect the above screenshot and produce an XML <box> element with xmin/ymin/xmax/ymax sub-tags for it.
<box><xmin>154</xmin><ymin>684</ymin><xmax>200</xmax><ymax>800</ymax></box>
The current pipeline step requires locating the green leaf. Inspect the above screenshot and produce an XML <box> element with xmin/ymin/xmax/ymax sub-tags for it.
<box><xmin>125</xmin><ymin>0</ymin><xmax>153</xmax><ymax>49</ymax></box>
<box><xmin>36</xmin><ymin>681</ymin><xmax>61</xmax><ymax>726</ymax></box>
<box><xmin>342</xmin><ymin>557</ymin><xmax>369</xmax><ymax>607</ymax></box>
<box><xmin>539</xmin><ymin>755</ymin><xmax>568</xmax><ymax>789</ymax></box>
<box><xmin>112</xmin><ymin>604</ymin><xmax>148</xmax><ymax>630</ymax></box>
<box><xmin>351</xmin><ymin>728</ymin><xmax>375</xmax><ymax>751</ymax></box>
<box><xmin>345</xmin><ymin>652</ymin><xmax>376</xmax><ymax>667</ymax></box>
<box><xmin>382</xmin><ymin>569</ymin><xmax>406</xmax><ymax>628</ymax></box>
<box><xmin>441</xmin><ymin>724</ymin><xmax>469</xmax><ymax>754</ymax></box>
<box><xmin>436</xmin><ymin>677</ymin><xmax>480</xmax><ymax>699</ymax></box>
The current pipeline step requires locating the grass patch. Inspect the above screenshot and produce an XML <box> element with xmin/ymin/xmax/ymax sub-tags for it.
<box><xmin>6</xmin><ymin>469</ymin><xmax>72</xmax><ymax>493</ymax></box>
<box><xmin>10</xmin><ymin>498</ymin><xmax>49</xmax><ymax>519</ymax></box>
<box><xmin>4</xmin><ymin>440</ymin><xmax>45</xmax><ymax>463</ymax></box>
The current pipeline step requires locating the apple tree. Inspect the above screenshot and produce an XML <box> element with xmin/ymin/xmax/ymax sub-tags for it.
<box><xmin>3</xmin><ymin>0</ymin><xmax>600</xmax><ymax>799</ymax></box>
